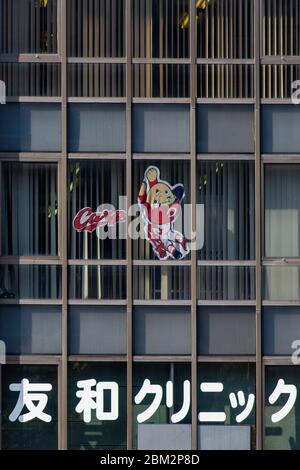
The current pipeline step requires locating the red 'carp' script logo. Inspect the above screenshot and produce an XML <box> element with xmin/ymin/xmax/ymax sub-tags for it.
<box><xmin>73</xmin><ymin>207</ymin><xmax>126</xmax><ymax>233</ymax></box>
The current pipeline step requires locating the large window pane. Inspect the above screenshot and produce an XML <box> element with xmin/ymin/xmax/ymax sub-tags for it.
<box><xmin>263</xmin><ymin>266</ymin><xmax>300</xmax><ymax>301</ymax></box>
<box><xmin>1</xmin><ymin>163</ymin><xmax>58</xmax><ymax>256</ymax></box>
<box><xmin>67</xmin><ymin>0</ymin><xmax>125</xmax><ymax>57</ymax></box>
<box><xmin>133</xmin><ymin>306</ymin><xmax>191</xmax><ymax>355</ymax></box>
<box><xmin>133</xmin><ymin>64</ymin><xmax>190</xmax><ymax>98</ymax></box>
<box><xmin>0</xmin><ymin>103</ymin><xmax>61</xmax><ymax>152</ymax></box>
<box><xmin>0</xmin><ymin>265</ymin><xmax>61</xmax><ymax>299</ymax></box>
<box><xmin>133</xmin><ymin>0</ymin><xmax>189</xmax><ymax>58</ymax></box>
<box><xmin>68</xmin><ymin>362</ymin><xmax>127</xmax><ymax>450</ymax></box>
<box><xmin>198</xmin><ymin>265</ymin><xmax>255</xmax><ymax>300</ymax></box>
<box><xmin>68</xmin><ymin>160</ymin><xmax>126</xmax><ymax>260</ymax></box>
<box><xmin>68</xmin><ymin>265</ymin><xmax>126</xmax><ymax>300</ymax></box>
<box><xmin>133</xmin><ymin>363</ymin><xmax>191</xmax><ymax>450</ymax></box>
<box><xmin>2</xmin><ymin>365</ymin><xmax>58</xmax><ymax>450</ymax></box>
<box><xmin>68</xmin><ymin>64</ymin><xmax>125</xmax><ymax>98</ymax></box>
<box><xmin>265</xmin><ymin>165</ymin><xmax>300</xmax><ymax>257</ymax></box>
<box><xmin>265</xmin><ymin>366</ymin><xmax>300</xmax><ymax>450</ymax></box>
<box><xmin>133</xmin><ymin>160</ymin><xmax>190</xmax><ymax>260</ymax></box>
<box><xmin>133</xmin><ymin>266</ymin><xmax>190</xmax><ymax>300</ymax></box>
<box><xmin>263</xmin><ymin>0</ymin><xmax>300</xmax><ymax>56</ymax></box>
<box><xmin>198</xmin><ymin>363</ymin><xmax>256</xmax><ymax>450</ymax></box>
<box><xmin>0</xmin><ymin>63</ymin><xmax>61</xmax><ymax>97</ymax></box>
<box><xmin>198</xmin><ymin>161</ymin><xmax>255</xmax><ymax>260</ymax></box>
<box><xmin>197</xmin><ymin>0</ymin><xmax>254</xmax><ymax>59</ymax></box>
<box><xmin>0</xmin><ymin>0</ymin><xmax>58</xmax><ymax>54</ymax></box>
<box><xmin>0</xmin><ymin>305</ymin><xmax>61</xmax><ymax>355</ymax></box>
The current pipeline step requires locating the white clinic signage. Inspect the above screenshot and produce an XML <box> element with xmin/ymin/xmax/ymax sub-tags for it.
<box><xmin>7</xmin><ymin>377</ymin><xmax>295</xmax><ymax>425</ymax></box>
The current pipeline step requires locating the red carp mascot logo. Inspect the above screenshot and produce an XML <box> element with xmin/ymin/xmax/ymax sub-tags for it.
<box><xmin>138</xmin><ymin>166</ymin><xmax>190</xmax><ymax>260</ymax></box>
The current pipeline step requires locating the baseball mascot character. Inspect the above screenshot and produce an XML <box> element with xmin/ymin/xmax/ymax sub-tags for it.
<box><xmin>138</xmin><ymin>166</ymin><xmax>190</xmax><ymax>260</ymax></box>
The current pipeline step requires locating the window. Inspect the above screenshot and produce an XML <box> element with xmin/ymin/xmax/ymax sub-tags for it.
<box><xmin>198</xmin><ymin>161</ymin><xmax>255</xmax><ymax>260</ymax></box>
<box><xmin>1</xmin><ymin>162</ymin><xmax>58</xmax><ymax>256</ymax></box>
<box><xmin>0</xmin><ymin>63</ymin><xmax>61</xmax><ymax>97</ymax></box>
<box><xmin>68</xmin><ymin>306</ymin><xmax>127</xmax><ymax>355</ymax></box>
<box><xmin>67</xmin><ymin>0</ymin><xmax>125</xmax><ymax>57</ymax></box>
<box><xmin>68</xmin><ymin>160</ymin><xmax>126</xmax><ymax>260</ymax></box>
<box><xmin>198</xmin><ymin>265</ymin><xmax>255</xmax><ymax>301</ymax></box>
<box><xmin>133</xmin><ymin>306</ymin><xmax>191</xmax><ymax>355</ymax></box>
<box><xmin>265</xmin><ymin>366</ymin><xmax>300</xmax><ymax>450</ymax></box>
<box><xmin>0</xmin><ymin>265</ymin><xmax>61</xmax><ymax>299</ymax></box>
<box><xmin>196</xmin><ymin>105</ymin><xmax>254</xmax><ymax>153</ymax></box>
<box><xmin>133</xmin><ymin>363</ymin><xmax>191</xmax><ymax>450</ymax></box>
<box><xmin>198</xmin><ymin>307</ymin><xmax>256</xmax><ymax>355</ymax></box>
<box><xmin>264</xmin><ymin>165</ymin><xmax>300</xmax><ymax>258</ymax></box>
<box><xmin>2</xmin><ymin>365</ymin><xmax>58</xmax><ymax>450</ymax></box>
<box><xmin>198</xmin><ymin>363</ymin><xmax>256</xmax><ymax>450</ymax></box>
<box><xmin>68</xmin><ymin>362</ymin><xmax>127</xmax><ymax>450</ymax></box>
<box><xmin>263</xmin><ymin>307</ymin><xmax>300</xmax><ymax>356</ymax></box>
<box><xmin>68</xmin><ymin>265</ymin><xmax>126</xmax><ymax>300</ymax></box>
<box><xmin>0</xmin><ymin>0</ymin><xmax>58</xmax><ymax>54</ymax></box>
<box><xmin>0</xmin><ymin>306</ymin><xmax>61</xmax><ymax>354</ymax></box>
<box><xmin>68</xmin><ymin>64</ymin><xmax>125</xmax><ymax>98</ymax></box>
<box><xmin>68</xmin><ymin>104</ymin><xmax>126</xmax><ymax>152</ymax></box>
<box><xmin>0</xmin><ymin>104</ymin><xmax>61</xmax><ymax>152</ymax></box>
<box><xmin>197</xmin><ymin>64</ymin><xmax>254</xmax><ymax>99</ymax></box>
<box><xmin>197</xmin><ymin>0</ymin><xmax>254</xmax><ymax>59</ymax></box>
<box><xmin>262</xmin><ymin>0</ymin><xmax>300</xmax><ymax>57</ymax></box>
<box><xmin>133</xmin><ymin>0</ymin><xmax>190</xmax><ymax>58</ymax></box>
<box><xmin>133</xmin><ymin>266</ymin><xmax>190</xmax><ymax>300</ymax></box>
<box><xmin>133</xmin><ymin>160</ymin><xmax>190</xmax><ymax>260</ymax></box>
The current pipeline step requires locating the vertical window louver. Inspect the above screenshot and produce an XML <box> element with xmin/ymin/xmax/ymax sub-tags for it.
<box><xmin>263</xmin><ymin>0</ymin><xmax>300</xmax><ymax>56</ymax></box>
<box><xmin>68</xmin><ymin>161</ymin><xmax>126</xmax><ymax>260</ymax></box>
<box><xmin>0</xmin><ymin>0</ymin><xmax>58</xmax><ymax>54</ymax></box>
<box><xmin>198</xmin><ymin>161</ymin><xmax>255</xmax><ymax>260</ymax></box>
<box><xmin>67</xmin><ymin>0</ymin><xmax>125</xmax><ymax>57</ymax></box>
<box><xmin>197</xmin><ymin>0</ymin><xmax>254</xmax><ymax>58</ymax></box>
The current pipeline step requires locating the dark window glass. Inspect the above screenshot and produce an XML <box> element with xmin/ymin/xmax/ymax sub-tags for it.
<box><xmin>133</xmin><ymin>363</ymin><xmax>191</xmax><ymax>449</ymax></box>
<box><xmin>133</xmin><ymin>160</ymin><xmax>190</xmax><ymax>260</ymax></box>
<box><xmin>68</xmin><ymin>265</ymin><xmax>126</xmax><ymax>300</ymax></box>
<box><xmin>265</xmin><ymin>366</ymin><xmax>300</xmax><ymax>450</ymax></box>
<box><xmin>1</xmin><ymin>163</ymin><xmax>58</xmax><ymax>256</ymax></box>
<box><xmin>0</xmin><ymin>306</ymin><xmax>61</xmax><ymax>355</ymax></box>
<box><xmin>0</xmin><ymin>63</ymin><xmax>61</xmax><ymax>97</ymax></box>
<box><xmin>198</xmin><ymin>266</ymin><xmax>255</xmax><ymax>301</ymax></box>
<box><xmin>68</xmin><ymin>64</ymin><xmax>125</xmax><ymax>98</ymax></box>
<box><xmin>198</xmin><ymin>161</ymin><xmax>255</xmax><ymax>260</ymax></box>
<box><xmin>0</xmin><ymin>0</ymin><xmax>58</xmax><ymax>54</ymax></box>
<box><xmin>198</xmin><ymin>363</ymin><xmax>256</xmax><ymax>450</ymax></box>
<box><xmin>133</xmin><ymin>0</ymin><xmax>190</xmax><ymax>58</ymax></box>
<box><xmin>133</xmin><ymin>266</ymin><xmax>190</xmax><ymax>300</ymax></box>
<box><xmin>265</xmin><ymin>165</ymin><xmax>300</xmax><ymax>257</ymax></box>
<box><xmin>133</xmin><ymin>306</ymin><xmax>191</xmax><ymax>356</ymax></box>
<box><xmin>67</xmin><ymin>0</ymin><xmax>125</xmax><ymax>57</ymax></box>
<box><xmin>68</xmin><ymin>160</ymin><xmax>126</xmax><ymax>260</ymax></box>
<box><xmin>68</xmin><ymin>306</ymin><xmax>127</xmax><ymax>355</ymax></box>
<box><xmin>2</xmin><ymin>365</ymin><xmax>58</xmax><ymax>450</ymax></box>
<box><xmin>0</xmin><ymin>265</ymin><xmax>61</xmax><ymax>299</ymax></box>
<box><xmin>133</xmin><ymin>64</ymin><xmax>190</xmax><ymax>98</ymax></box>
<box><xmin>0</xmin><ymin>103</ymin><xmax>61</xmax><ymax>152</ymax></box>
<box><xmin>68</xmin><ymin>362</ymin><xmax>127</xmax><ymax>450</ymax></box>
<box><xmin>197</xmin><ymin>0</ymin><xmax>254</xmax><ymax>59</ymax></box>
<box><xmin>197</xmin><ymin>64</ymin><xmax>254</xmax><ymax>99</ymax></box>
<box><xmin>263</xmin><ymin>0</ymin><xmax>300</xmax><ymax>56</ymax></box>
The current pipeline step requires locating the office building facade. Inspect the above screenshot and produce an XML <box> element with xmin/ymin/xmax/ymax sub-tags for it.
<box><xmin>0</xmin><ymin>0</ymin><xmax>300</xmax><ymax>450</ymax></box>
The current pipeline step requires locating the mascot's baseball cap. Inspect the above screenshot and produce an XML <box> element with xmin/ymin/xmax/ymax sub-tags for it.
<box><xmin>172</xmin><ymin>184</ymin><xmax>185</xmax><ymax>202</ymax></box>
